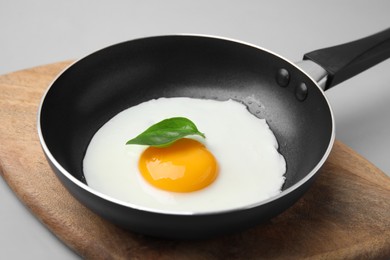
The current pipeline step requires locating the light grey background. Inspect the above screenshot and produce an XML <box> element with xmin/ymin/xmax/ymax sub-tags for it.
<box><xmin>1</xmin><ymin>1</ymin><xmax>389</xmax><ymax>259</ymax></box>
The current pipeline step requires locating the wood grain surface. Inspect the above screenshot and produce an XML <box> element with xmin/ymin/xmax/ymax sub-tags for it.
<box><xmin>1</xmin><ymin>62</ymin><xmax>390</xmax><ymax>259</ymax></box>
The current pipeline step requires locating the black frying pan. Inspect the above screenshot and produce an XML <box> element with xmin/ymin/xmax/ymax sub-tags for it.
<box><xmin>38</xmin><ymin>28</ymin><xmax>390</xmax><ymax>239</ymax></box>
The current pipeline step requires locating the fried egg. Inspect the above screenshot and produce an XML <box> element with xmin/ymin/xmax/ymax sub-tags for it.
<box><xmin>83</xmin><ymin>97</ymin><xmax>286</xmax><ymax>213</ymax></box>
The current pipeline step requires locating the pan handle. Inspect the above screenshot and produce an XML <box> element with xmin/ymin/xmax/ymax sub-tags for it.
<box><xmin>303</xmin><ymin>27</ymin><xmax>390</xmax><ymax>90</ymax></box>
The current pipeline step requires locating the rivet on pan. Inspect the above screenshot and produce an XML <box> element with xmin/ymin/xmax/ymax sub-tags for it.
<box><xmin>295</xmin><ymin>82</ymin><xmax>308</xmax><ymax>101</ymax></box>
<box><xmin>276</xmin><ymin>68</ymin><xmax>290</xmax><ymax>87</ymax></box>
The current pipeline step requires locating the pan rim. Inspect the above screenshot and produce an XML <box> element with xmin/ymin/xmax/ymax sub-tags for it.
<box><xmin>37</xmin><ymin>33</ymin><xmax>336</xmax><ymax>216</ymax></box>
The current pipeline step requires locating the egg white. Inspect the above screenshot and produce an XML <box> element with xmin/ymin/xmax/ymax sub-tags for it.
<box><xmin>83</xmin><ymin>98</ymin><xmax>286</xmax><ymax>213</ymax></box>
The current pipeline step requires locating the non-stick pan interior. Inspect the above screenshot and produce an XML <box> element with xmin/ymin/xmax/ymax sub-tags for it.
<box><xmin>40</xmin><ymin>35</ymin><xmax>333</xmax><ymax>191</ymax></box>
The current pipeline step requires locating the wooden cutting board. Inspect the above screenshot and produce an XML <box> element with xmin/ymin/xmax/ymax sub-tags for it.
<box><xmin>1</xmin><ymin>62</ymin><xmax>389</xmax><ymax>259</ymax></box>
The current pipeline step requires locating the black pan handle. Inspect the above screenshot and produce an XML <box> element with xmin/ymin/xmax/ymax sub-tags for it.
<box><xmin>303</xmin><ymin>27</ymin><xmax>390</xmax><ymax>90</ymax></box>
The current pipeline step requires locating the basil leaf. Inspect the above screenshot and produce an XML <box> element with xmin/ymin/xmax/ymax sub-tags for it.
<box><xmin>126</xmin><ymin>117</ymin><xmax>205</xmax><ymax>147</ymax></box>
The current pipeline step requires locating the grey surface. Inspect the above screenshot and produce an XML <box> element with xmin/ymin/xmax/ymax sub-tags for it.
<box><xmin>1</xmin><ymin>1</ymin><xmax>389</xmax><ymax>259</ymax></box>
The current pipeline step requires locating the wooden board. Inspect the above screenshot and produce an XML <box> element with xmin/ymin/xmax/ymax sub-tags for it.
<box><xmin>1</xmin><ymin>62</ymin><xmax>390</xmax><ymax>259</ymax></box>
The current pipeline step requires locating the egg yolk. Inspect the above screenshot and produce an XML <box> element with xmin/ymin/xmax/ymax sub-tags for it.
<box><xmin>138</xmin><ymin>138</ymin><xmax>218</xmax><ymax>192</ymax></box>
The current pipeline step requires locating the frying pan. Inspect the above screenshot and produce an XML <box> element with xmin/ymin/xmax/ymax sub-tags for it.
<box><xmin>38</xmin><ymin>28</ymin><xmax>390</xmax><ymax>239</ymax></box>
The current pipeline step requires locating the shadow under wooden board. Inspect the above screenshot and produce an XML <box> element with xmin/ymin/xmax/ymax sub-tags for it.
<box><xmin>0</xmin><ymin>62</ymin><xmax>389</xmax><ymax>259</ymax></box>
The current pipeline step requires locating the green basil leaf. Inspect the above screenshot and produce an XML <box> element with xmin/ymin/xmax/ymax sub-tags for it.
<box><xmin>126</xmin><ymin>117</ymin><xmax>206</xmax><ymax>147</ymax></box>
